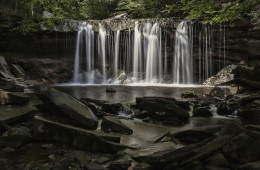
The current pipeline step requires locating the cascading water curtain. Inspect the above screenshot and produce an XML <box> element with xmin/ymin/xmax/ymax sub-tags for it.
<box><xmin>72</xmin><ymin>21</ymin><xmax>226</xmax><ymax>85</ymax></box>
<box><xmin>173</xmin><ymin>21</ymin><xmax>193</xmax><ymax>84</ymax></box>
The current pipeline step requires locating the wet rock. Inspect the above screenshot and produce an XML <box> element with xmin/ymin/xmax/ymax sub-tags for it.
<box><xmin>244</xmin><ymin>125</ymin><xmax>260</xmax><ymax>132</ymax></box>
<box><xmin>131</xmin><ymin>163</ymin><xmax>152</xmax><ymax>170</ymax></box>
<box><xmin>2</xmin><ymin>147</ymin><xmax>15</xmax><ymax>153</ymax></box>
<box><xmin>33</xmin><ymin>116</ymin><xmax>128</xmax><ymax>153</ymax></box>
<box><xmin>101</xmin><ymin>103</ymin><xmax>123</xmax><ymax>115</ymax></box>
<box><xmin>209</xmin><ymin>87</ymin><xmax>232</xmax><ymax>98</ymax></box>
<box><xmin>206</xmin><ymin>152</ymin><xmax>230</xmax><ymax>169</ymax></box>
<box><xmin>239</xmin><ymin>161</ymin><xmax>260</xmax><ymax>170</ymax></box>
<box><xmin>0</xmin><ymin>102</ymin><xmax>38</xmax><ymax>124</ymax></box>
<box><xmin>80</xmin><ymin>98</ymin><xmax>108</xmax><ymax>106</ymax></box>
<box><xmin>80</xmin><ymin>101</ymin><xmax>99</xmax><ymax>114</ymax></box>
<box><xmin>136</xmin><ymin>97</ymin><xmax>189</xmax><ymax>124</ymax></box>
<box><xmin>107</xmin><ymin>158</ymin><xmax>132</xmax><ymax>170</ymax></box>
<box><xmin>217</xmin><ymin>99</ymin><xmax>239</xmax><ymax>115</ymax></box>
<box><xmin>181</xmin><ymin>91</ymin><xmax>198</xmax><ymax>98</ymax></box>
<box><xmin>132</xmin><ymin>110</ymin><xmax>150</xmax><ymax>119</ymax></box>
<box><xmin>37</xmin><ymin>86</ymin><xmax>98</xmax><ymax>129</ymax></box>
<box><xmin>101</xmin><ymin>116</ymin><xmax>133</xmax><ymax>135</ymax></box>
<box><xmin>193</xmin><ymin>108</ymin><xmax>213</xmax><ymax>117</ymax></box>
<box><xmin>117</xmin><ymin>72</ymin><xmax>127</xmax><ymax>84</ymax></box>
<box><xmin>0</xmin><ymin>90</ymin><xmax>29</xmax><ymax>105</ymax></box>
<box><xmin>11</xmin><ymin>64</ymin><xmax>25</xmax><ymax>78</ymax></box>
<box><xmin>106</xmin><ymin>87</ymin><xmax>116</xmax><ymax>93</ymax></box>
<box><xmin>174</xmin><ymin>99</ymin><xmax>191</xmax><ymax>111</ymax></box>
<box><xmin>96</xmin><ymin>110</ymin><xmax>113</xmax><ymax>118</ymax></box>
<box><xmin>0</xmin><ymin>78</ymin><xmax>25</xmax><ymax>92</ymax></box>
<box><xmin>0</xmin><ymin>127</ymin><xmax>32</xmax><ymax>148</ymax></box>
<box><xmin>203</xmin><ymin>65</ymin><xmax>237</xmax><ymax>85</ymax></box>
<box><xmin>172</xmin><ymin>129</ymin><xmax>214</xmax><ymax>144</ymax></box>
<box><xmin>0</xmin><ymin>56</ymin><xmax>12</xmax><ymax>76</ymax></box>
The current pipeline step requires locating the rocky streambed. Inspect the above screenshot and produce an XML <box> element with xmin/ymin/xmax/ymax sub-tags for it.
<box><xmin>1</xmin><ymin>55</ymin><xmax>260</xmax><ymax>170</ymax></box>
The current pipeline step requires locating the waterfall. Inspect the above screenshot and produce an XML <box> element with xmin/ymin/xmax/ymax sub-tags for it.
<box><xmin>72</xmin><ymin>21</ymin><xmax>227</xmax><ymax>85</ymax></box>
<box><xmin>133</xmin><ymin>22</ymin><xmax>142</xmax><ymax>82</ymax></box>
<box><xmin>73</xmin><ymin>22</ymin><xmax>94</xmax><ymax>83</ymax></box>
<box><xmin>145</xmin><ymin>23</ymin><xmax>162</xmax><ymax>83</ymax></box>
<box><xmin>173</xmin><ymin>21</ymin><xmax>193</xmax><ymax>84</ymax></box>
<box><xmin>98</xmin><ymin>24</ymin><xmax>107</xmax><ymax>83</ymax></box>
<box><xmin>114</xmin><ymin>30</ymin><xmax>120</xmax><ymax>76</ymax></box>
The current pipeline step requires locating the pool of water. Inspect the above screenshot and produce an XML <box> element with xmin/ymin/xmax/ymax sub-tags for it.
<box><xmin>54</xmin><ymin>84</ymin><xmax>236</xmax><ymax>103</ymax></box>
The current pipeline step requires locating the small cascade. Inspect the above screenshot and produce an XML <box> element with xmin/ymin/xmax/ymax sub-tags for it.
<box><xmin>173</xmin><ymin>21</ymin><xmax>193</xmax><ymax>84</ymax></box>
<box><xmin>72</xmin><ymin>21</ymin><xmax>227</xmax><ymax>85</ymax></box>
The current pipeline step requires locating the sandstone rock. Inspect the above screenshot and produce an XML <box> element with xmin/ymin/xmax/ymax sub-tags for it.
<box><xmin>181</xmin><ymin>91</ymin><xmax>198</xmax><ymax>98</ymax></box>
<box><xmin>80</xmin><ymin>98</ymin><xmax>108</xmax><ymax>106</ymax></box>
<box><xmin>107</xmin><ymin>158</ymin><xmax>132</xmax><ymax>170</ymax></box>
<box><xmin>0</xmin><ymin>102</ymin><xmax>38</xmax><ymax>124</ymax></box>
<box><xmin>33</xmin><ymin>116</ymin><xmax>128</xmax><ymax>153</ymax></box>
<box><xmin>101</xmin><ymin>103</ymin><xmax>123</xmax><ymax>115</ymax></box>
<box><xmin>172</xmin><ymin>129</ymin><xmax>214</xmax><ymax>144</ymax></box>
<box><xmin>0</xmin><ymin>77</ymin><xmax>26</xmax><ymax>92</ymax></box>
<box><xmin>101</xmin><ymin>116</ymin><xmax>133</xmax><ymax>135</ymax></box>
<box><xmin>11</xmin><ymin>64</ymin><xmax>25</xmax><ymax>78</ymax></box>
<box><xmin>0</xmin><ymin>90</ymin><xmax>29</xmax><ymax>105</ymax></box>
<box><xmin>193</xmin><ymin>108</ymin><xmax>213</xmax><ymax>117</ymax></box>
<box><xmin>135</xmin><ymin>97</ymin><xmax>189</xmax><ymax>124</ymax></box>
<box><xmin>0</xmin><ymin>127</ymin><xmax>32</xmax><ymax>148</ymax></box>
<box><xmin>239</xmin><ymin>161</ymin><xmax>260</xmax><ymax>170</ymax></box>
<box><xmin>203</xmin><ymin>65</ymin><xmax>237</xmax><ymax>85</ymax></box>
<box><xmin>0</xmin><ymin>56</ymin><xmax>12</xmax><ymax>76</ymax></box>
<box><xmin>209</xmin><ymin>87</ymin><xmax>232</xmax><ymax>98</ymax></box>
<box><xmin>37</xmin><ymin>86</ymin><xmax>98</xmax><ymax>129</ymax></box>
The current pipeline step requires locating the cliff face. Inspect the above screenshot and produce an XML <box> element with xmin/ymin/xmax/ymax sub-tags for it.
<box><xmin>0</xmin><ymin>12</ymin><xmax>259</xmax><ymax>83</ymax></box>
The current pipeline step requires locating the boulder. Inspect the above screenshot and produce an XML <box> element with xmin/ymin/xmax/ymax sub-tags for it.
<box><xmin>33</xmin><ymin>116</ymin><xmax>128</xmax><ymax>153</ymax></box>
<box><xmin>172</xmin><ymin>129</ymin><xmax>214</xmax><ymax>144</ymax></box>
<box><xmin>0</xmin><ymin>102</ymin><xmax>38</xmax><ymax>124</ymax></box>
<box><xmin>209</xmin><ymin>87</ymin><xmax>232</xmax><ymax>98</ymax></box>
<box><xmin>107</xmin><ymin>158</ymin><xmax>132</xmax><ymax>170</ymax></box>
<box><xmin>36</xmin><ymin>86</ymin><xmax>98</xmax><ymax>129</ymax></box>
<box><xmin>193</xmin><ymin>108</ymin><xmax>213</xmax><ymax>117</ymax></box>
<box><xmin>117</xmin><ymin>72</ymin><xmax>128</xmax><ymax>84</ymax></box>
<box><xmin>136</xmin><ymin>97</ymin><xmax>189</xmax><ymax>124</ymax></box>
<box><xmin>239</xmin><ymin>161</ymin><xmax>260</xmax><ymax>170</ymax></box>
<box><xmin>101</xmin><ymin>103</ymin><xmax>123</xmax><ymax>115</ymax></box>
<box><xmin>101</xmin><ymin>116</ymin><xmax>133</xmax><ymax>135</ymax></box>
<box><xmin>181</xmin><ymin>91</ymin><xmax>198</xmax><ymax>98</ymax></box>
<box><xmin>80</xmin><ymin>98</ymin><xmax>108</xmax><ymax>106</ymax></box>
<box><xmin>0</xmin><ymin>78</ymin><xmax>26</xmax><ymax>92</ymax></box>
<box><xmin>0</xmin><ymin>56</ymin><xmax>12</xmax><ymax>76</ymax></box>
<box><xmin>0</xmin><ymin>127</ymin><xmax>32</xmax><ymax>148</ymax></box>
<box><xmin>106</xmin><ymin>87</ymin><xmax>116</xmax><ymax>93</ymax></box>
<box><xmin>0</xmin><ymin>90</ymin><xmax>29</xmax><ymax>105</ymax></box>
<box><xmin>203</xmin><ymin>65</ymin><xmax>237</xmax><ymax>85</ymax></box>
<box><xmin>11</xmin><ymin>64</ymin><xmax>25</xmax><ymax>78</ymax></box>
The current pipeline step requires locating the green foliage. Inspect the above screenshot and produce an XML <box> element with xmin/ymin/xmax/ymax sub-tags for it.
<box><xmin>1</xmin><ymin>0</ymin><xmax>259</xmax><ymax>34</ymax></box>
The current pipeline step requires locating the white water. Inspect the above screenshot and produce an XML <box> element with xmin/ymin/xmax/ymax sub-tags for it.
<box><xmin>72</xmin><ymin>21</ymin><xmax>226</xmax><ymax>85</ymax></box>
<box><xmin>173</xmin><ymin>21</ymin><xmax>193</xmax><ymax>84</ymax></box>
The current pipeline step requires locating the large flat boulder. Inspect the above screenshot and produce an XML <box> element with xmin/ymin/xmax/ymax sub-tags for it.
<box><xmin>0</xmin><ymin>90</ymin><xmax>29</xmax><ymax>105</ymax></box>
<box><xmin>101</xmin><ymin>116</ymin><xmax>133</xmax><ymax>135</ymax></box>
<box><xmin>33</xmin><ymin>116</ymin><xmax>128</xmax><ymax>153</ymax></box>
<box><xmin>37</xmin><ymin>87</ymin><xmax>98</xmax><ymax>129</ymax></box>
<box><xmin>0</xmin><ymin>102</ymin><xmax>38</xmax><ymax>124</ymax></box>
